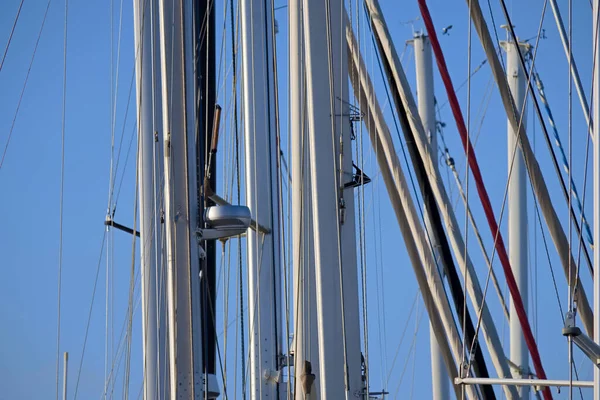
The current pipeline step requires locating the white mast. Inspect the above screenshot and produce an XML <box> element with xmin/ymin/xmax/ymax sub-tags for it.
<box><xmin>157</xmin><ymin>0</ymin><xmax>204</xmax><ymax>397</ymax></box>
<box><xmin>502</xmin><ymin>38</ymin><xmax>530</xmax><ymax>397</ymax></box>
<box><xmin>593</xmin><ymin>0</ymin><xmax>600</xmax><ymax>396</ymax></box>
<box><xmin>133</xmin><ymin>0</ymin><xmax>168</xmax><ymax>397</ymax></box>
<box><xmin>290</xmin><ymin>0</ymin><xmax>320</xmax><ymax>397</ymax></box>
<box><xmin>240</xmin><ymin>0</ymin><xmax>283</xmax><ymax>397</ymax></box>
<box><xmin>302</xmin><ymin>0</ymin><xmax>363</xmax><ymax>397</ymax></box>
<box><xmin>412</xmin><ymin>33</ymin><xmax>449</xmax><ymax>400</ymax></box>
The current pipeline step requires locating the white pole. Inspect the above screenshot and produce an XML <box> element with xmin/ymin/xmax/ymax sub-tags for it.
<box><xmin>63</xmin><ymin>352</ymin><xmax>68</xmax><ymax>400</ymax></box>
<box><xmin>240</xmin><ymin>0</ymin><xmax>283</xmax><ymax>397</ymax></box>
<box><xmin>456</xmin><ymin>377</ymin><xmax>594</xmax><ymax>388</ymax></box>
<box><xmin>302</xmin><ymin>0</ymin><xmax>363</xmax><ymax>397</ymax></box>
<box><xmin>412</xmin><ymin>33</ymin><xmax>449</xmax><ymax>400</ymax></box>
<box><xmin>502</xmin><ymin>38</ymin><xmax>530</xmax><ymax>398</ymax></box>
<box><xmin>290</xmin><ymin>0</ymin><xmax>320</xmax><ymax>398</ymax></box>
<box><xmin>157</xmin><ymin>0</ymin><xmax>204</xmax><ymax>397</ymax></box>
<box><xmin>133</xmin><ymin>0</ymin><xmax>168</xmax><ymax>397</ymax></box>
<box><xmin>593</xmin><ymin>0</ymin><xmax>600</xmax><ymax>397</ymax></box>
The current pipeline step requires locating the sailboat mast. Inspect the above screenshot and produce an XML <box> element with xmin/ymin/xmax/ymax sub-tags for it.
<box><xmin>290</xmin><ymin>0</ymin><xmax>320</xmax><ymax>397</ymax></box>
<box><xmin>412</xmin><ymin>33</ymin><xmax>450</xmax><ymax>400</ymax></box>
<box><xmin>194</xmin><ymin>0</ymin><xmax>218</xmax><ymax>383</ymax></box>
<box><xmin>240</xmin><ymin>0</ymin><xmax>283</xmax><ymax>397</ymax></box>
<box><xmin>133</xmin><ymin>0</ymin><xmax>168</xmax><ymax>397</ymax></box>
<box><xmin>157</xmin><ymin>0</ymin><xmax>204</xmax><ymax>397</ymax></box>
<box><xmin>301</xmin><ymin>0</ymin><xmax>363</xmax><ymax>396</ymax></box>
<box><xmin>502</xmin><ymin>38</ymin><xmax>530</xmax><ymax>398</ymax></box>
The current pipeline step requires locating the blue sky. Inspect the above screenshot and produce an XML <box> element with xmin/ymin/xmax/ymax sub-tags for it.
<box><xmin>0</xmin><ymin>0</ymin><xmax>597</xmax><ymax>399</ymax></box>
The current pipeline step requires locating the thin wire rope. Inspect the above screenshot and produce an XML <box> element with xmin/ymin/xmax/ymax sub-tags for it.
<box><xmin>438</xmin><ymin>129</ymin><xmax>510</xmax><ymax>321</ymax></box>
<box><xmin>531</xmin><ymin>69</ymin><xmax>593</xmax><ymax>247</ymax></box>
<box><xmin>567</xmin><ymin>0</ymin><xmax>599</xmax><ymax>332</ymax></box>
<box><xmin>461</xmin><ymin>0</ymin><xmax>473</xmax><ymax>385</ymax></box>
<box><xmin>0</xmin><ymin>0</ymin><xmax>52</xmax><ymax>170</ymax></box>
<box><xmin>72</xmin><ymin>230</ymin><xmax>108</xmax><ymax>398</ymax></box>
<box><xmin>568</xmin><ymin>0</ymin><xmax>574</xmax><ymax>394</ymax></box>
<box><xmin>438</xmin><ymin>58</ymin><xmax>487</xmax><ymax>111</ymax></box>
<box><xmin>385</xmin><ymin>290</ymin><xmax>419</xmax><ymax>384</ymax></box>
<box><xmin>232</xmin><ymin>1</ymin><xmax>245</xmax><ymax>395</ymax></box>
<box><xmin>55</xmin><ymin>1</ymin><xmax>68</xmax><ymax>398</ymax></box>
<box><xmin>0</xmin><ymin>0</ymin><xmax>25</xmax><ymax>72</ymax></box>
<box><xmin>122</xmin><ymin>164</ymin><xmax>139</xmax><ymax>399</ymax></box>
<box><xmin>392</xmin><ymin>302</ymin><xmax>424</xmax><ymax>398</ymax></box>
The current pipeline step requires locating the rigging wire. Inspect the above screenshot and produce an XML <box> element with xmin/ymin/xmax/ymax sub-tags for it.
<box><xmin>385</xmin><ymin>290</ymin><xmax>419</xmax><ymax>385</ymax></box>
<box><xmin>437</xmin><ymin>58</ymin><xmax>487</xmax><ymax>111</ymax></box>
<box><xmin>229</xmin><ymin>0</ymin><xmax>246</xmax><ymax>395</ymax></box>
<box><xmin>392</xmin><ymin>302</ymin><xmax>424</xmax><ymax>398</ymax></box>
<box><xmin>570</xmin><ymin>0</ymin><xmax>600</xmax><ymax>316</ymax></box>
<box><xmin>531</xmin><ymin>69</ymin><xmax>593</xmax><ymax>248</ymax></box>
<box><xmin>72</xmin><ymin>231</ymin><xmax>108</xmax><ymax>398</ymax></box>
<box><xmin>0</xmin><ymin>0</ymin><xmax>25</xmax><ymax>72</ymax></box>
<box><xmin>55</xmin><ymin>1</ymin><xmax>68</xmax><ymax>398</ymax></box>
<box><xmin>122</xmin><ymin>167</ymin><xmax>139</xmax><ymax>399</ymax></box>
<box><xmin>568</xmin><ymin>0</ymin><xmax>574</xmax><ymax>394</ymax></box>
<box><xmin>0</xmin><ymin>0</ymin><xmax>52</xmax><ymax>170</ymax></box>
<box><xmin>461</xmin><ymin>0</ymin><xmax>473</xmax><ymax>384</ymax></box>
<box><xmin>437</xmin><ymin>129</ymin><xmax>510</xmax><ymax>321</ymax></box>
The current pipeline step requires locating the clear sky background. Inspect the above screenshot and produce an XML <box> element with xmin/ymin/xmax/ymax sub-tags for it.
<box><xmin>0</xmin><ymin>0</ymin><xmax>597</xmax><ymax>399</ymax></box>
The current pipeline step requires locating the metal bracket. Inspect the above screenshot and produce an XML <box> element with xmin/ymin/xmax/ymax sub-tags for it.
<box><xmin>563</xmin><ymin>311</ymin><xmax>600</xmax><ymax>366</ymax></box>
<box><xmin>343</xmin><ymin>163</ymin><xmax>372</xmax><ymax>189</ymax></box>
<box><xmin>104</xmin><ymin>216</ymin><xmax>140</xmax><ymax>237</ymax></box>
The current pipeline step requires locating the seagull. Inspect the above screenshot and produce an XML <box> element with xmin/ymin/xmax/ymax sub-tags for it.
<box><xmin>442</xmin><ymin>25</ymin><xmax>453</xmax><ymax>35</ymax></box>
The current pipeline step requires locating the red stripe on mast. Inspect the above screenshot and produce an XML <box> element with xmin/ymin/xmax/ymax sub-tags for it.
<box><xmin>417</xmin><ymin>1</ymin><xmax>552</xmax><ymax>398</ymax></box>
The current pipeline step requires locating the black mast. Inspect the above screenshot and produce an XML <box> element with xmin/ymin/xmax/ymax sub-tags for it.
<box><xmin>194</xmin><ymin>0</ymin><xmax>216</xmax><ymax>376</ymax></box>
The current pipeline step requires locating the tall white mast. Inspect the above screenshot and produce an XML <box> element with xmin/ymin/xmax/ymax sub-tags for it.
<box><xmin>302</xmin><ymin>0</ymin><xmax>363</xmax><ymax>397</ymax></box>
<box><xmin>502</xmin><ymin>38</ymin><xmax>530</xmax><ymax>398</ymax></box>
<box><xmin>412</xmin><ymin>33</ymin><xmax>449</xmax><ymax>400</ymax></box>
<box><xmin>133</xmin><ymin>0</ymin><xmax>168</xmax><ymax>397</ymax></box>
<box><xmin>593</xmin><ymin>0</ymin><xmax>600</xmax><ymax>396</ymax></box>
<box><xmin>157</xmin><ymin>0</ymin><xmax>204</xmax><ymax>397</ymax></box>
<box><xmin>240</xmin><ymin>0</ymin><xmax>283</xmax><ymax>397</ymax></box>
<box><xmin>290</xmin><ymin>0</ymin><xmax>320</xmax><ymax>397</ymax></box>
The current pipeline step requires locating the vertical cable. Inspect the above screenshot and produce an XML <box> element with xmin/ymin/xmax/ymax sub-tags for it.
<box><xmin>55</xmin><ymin>1</ymin><xmax>68</xmax><ymax>399</ymax></box>
<box><xmin>568</xmin><ymin>0</ymin><xmax>574</xmax><ymax>396</ymax></box>
<box><xmin>461</xmin><ymin>1</ymin><xmax>473</xmax><ymax>394</ymax></box>
<box><xmin>0</xmin><ymin>0</ymin><xmax>25</xmax><ymax>72</ymax></box>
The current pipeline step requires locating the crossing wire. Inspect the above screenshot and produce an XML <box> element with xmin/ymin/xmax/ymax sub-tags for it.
<box><xmin>0</xmin><ymin>0</ymin><xmax>25</xmax><ymax>72</ymax></box>
<box><xmin>0</xmin><ymin>0</ymin><xmax>52</xmax><ymax>170</ymax></box>
<box><xmin>531</xmin><ymin>69</ymin><xmax>593</xmax><ymax>248</ymax></box>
